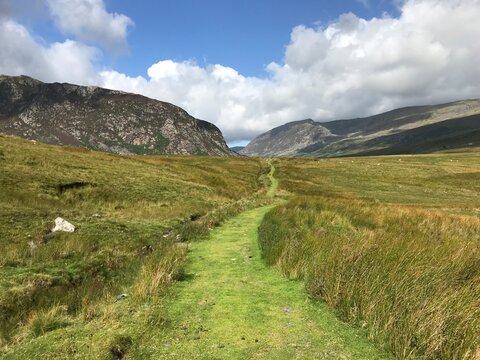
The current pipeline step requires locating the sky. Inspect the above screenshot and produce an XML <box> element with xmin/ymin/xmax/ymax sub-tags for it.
<box><xmin>1</xmin><ymin>0</ymin><xmax>480</xmax><ymax>146</ymax></box>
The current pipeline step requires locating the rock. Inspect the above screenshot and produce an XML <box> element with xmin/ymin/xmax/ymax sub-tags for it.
<box><xmin>116</xmin><ymin>293</ymin><xmax>129</xmax><ymax>301</ymax></box>
<box><xmin>52</xmin><ymin>217</ymin><xmax>75</xmax><ymax>233</ymax></box>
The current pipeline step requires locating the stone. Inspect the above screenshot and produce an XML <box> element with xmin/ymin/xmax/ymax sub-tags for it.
<box><xmin>52</xmin><ymin>217</ymin><xmax>75</xmax><ymax>233</ymax></box>
<box><xmin>116</xmin><ymin>293</ymin><xmax>129</xmax><ymax>301</ymax></box>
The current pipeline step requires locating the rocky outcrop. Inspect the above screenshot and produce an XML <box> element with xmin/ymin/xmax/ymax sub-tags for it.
<box><xmin>0</xmin><ymin>75</ymin><xmax>234</xmax><ymax>156</ymax></box>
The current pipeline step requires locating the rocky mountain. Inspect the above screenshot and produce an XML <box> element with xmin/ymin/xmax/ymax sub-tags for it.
<box><xmin>241</xmin><ymin>100</ymin><xmax>480</xmax><ymax>157</ymax></box>
<box><xmin>0</xmin><ymin>75</ymin><xmax>234</xmax><ymax>156</ymax></box>
<box><xmin>240</xmin><ymin>119</ymin><xmax>335</xmax><ymax>157</ymax></box>
<box><xmin>229</xmin><ymin>146</ymin><xmax>245</xmax><ymax>153</ymax></box>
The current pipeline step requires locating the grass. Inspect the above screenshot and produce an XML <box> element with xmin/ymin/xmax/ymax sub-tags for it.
<box><xmin>3</xmin><ymin>206</ymin><xmax>391</xmax><ymax>359</ymax></box>
<box><xmin>2</xmin><ymin>132</ymin><xmax>479</xmax><ymax>359</ymax></box>
<box><xmin>258</xmin><ymin>153</ymin><xmax>480</xmax><ymax>359</ymax></box>
<box><xmin>0</xmin><ymin>134</ymin><xmax>267</xmax><ymax>351</ymax></box>
<box><xmin>273</xmin><ymin>153</ymin><xmax>480</xmax><ymax>213</ymax></box>
<box><xmin>266</xmin><ymin>159</ymin><xmax>279</xmax><ymax>198</ymax></box>
<box><xmin>145</xmin><ymin>205</ymin><xmax>391</xmax><ymax>359</ymax></box>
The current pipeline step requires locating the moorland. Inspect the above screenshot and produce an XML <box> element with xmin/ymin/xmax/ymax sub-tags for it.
<box><xmin>1</xmin><ymin>134</ymin><xmax>479</xmax><ymax>359</ymax></box>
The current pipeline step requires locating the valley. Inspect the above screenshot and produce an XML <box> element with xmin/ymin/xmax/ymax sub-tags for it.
<box><xmin>2</xmin><ymin>0</ymin><xmax>480</xmax><ymax>358</ymax></box>
<box><xmin>1</xmin><ymin>134</ymin><xmax>479</xmax><ymax>359</ymax></box>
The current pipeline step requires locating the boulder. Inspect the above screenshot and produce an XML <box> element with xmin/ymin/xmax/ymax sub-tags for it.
<box><xmin>52</xmin><ymin>217</ymin><xmax>75</xmax><ymax>233</ymax></box>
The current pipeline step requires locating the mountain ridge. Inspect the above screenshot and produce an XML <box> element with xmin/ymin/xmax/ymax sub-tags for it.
<box><xmin>0</xmin><ymin>74</ymin><xmax>234</xmax><ymax>156</ymax></box>
<box><xmin>241</xmin><ymin>99</ymin><xmax>480</xmax><ymax>157</ymax></box>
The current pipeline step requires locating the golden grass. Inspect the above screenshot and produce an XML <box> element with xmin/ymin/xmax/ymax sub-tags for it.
<box><xmin>259</xmin><ymin>153</ymin><xmax>480</xmax><ymax>359</ymax></box>
<box><xmin>0</xmin><ymin>134</ymin><xmax>267</xmax><ymax>347</ymax></box>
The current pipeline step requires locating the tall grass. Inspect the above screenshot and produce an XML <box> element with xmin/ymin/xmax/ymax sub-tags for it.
<box><xmin>0</xmin><ymin>134</ymin><xmax>268</xmax><ymax>348</ymax></box>
<box><xmin>259</xmin><ymin>197</ymin><xmax>480</xmax><ymax>359</ymax></box>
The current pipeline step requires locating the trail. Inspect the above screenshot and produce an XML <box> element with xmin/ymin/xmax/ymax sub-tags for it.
<box><xmin>266</xmin><ymin>159</ymin><xmax>278</xmax><ymax>198</ymax></box>
<box><xmin>154</xmin><ymin>162</ymin><xmax>389</xmax><ymax>359</ymax></box>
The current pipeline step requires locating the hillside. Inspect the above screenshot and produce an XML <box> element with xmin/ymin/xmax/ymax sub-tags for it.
<box><xmin>1</xmin><ymin>135</ymin><xmax>479</xmax><ymax>358</ymax></box>
<box><xmin>0</xmin><ymin>134</ymin><xmax>264</xmax><ymax>353</ymax></box>
<box><xmin>259</xmin><ymin>155</ymin><xmax>480</xmax><ymax>359</ymax></box>
<box><xmin>240</xmin><ymin>119</ymin><xmax>335</xmax><ymax>157</ymax></box>
<box><xmin>229</xmin><ymin>146</ymin><xmax>245</xmax><ymax>153</ymax></box>
<box><xmin>0</xmin><ymin>75</ymin><xmax>233</xmax><ymax>156</ymax></box>
<box><xmin>241</xmin><ymin>99</ymin><xmax>480</xmax><ymax>157</ymax></box>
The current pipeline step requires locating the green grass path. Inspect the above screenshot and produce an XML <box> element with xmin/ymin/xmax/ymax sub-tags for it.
<box><xmin>151</xmin><ymin>205</ymin><xmax>391</xmax><ymax>359</ymax></box>
<box><xmin>266</xmin><ymin>159</ymin><xmax>278</xmax><ymax>198</ymax></box>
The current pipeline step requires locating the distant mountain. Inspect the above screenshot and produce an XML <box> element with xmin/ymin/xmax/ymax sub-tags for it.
<box><xmin>0</xmin><ymin>75</ymin><xmax>234</xmax><ymax>156</ymax></box>
<box><xmin>229</xmin><ymin>146</ymin><xmax>245</xmax><ymax>153</ymax></box>
<box><xmin>241</xmin><ymin>100</ymin><xmax>480</xmax><ymax>157</ymax></box>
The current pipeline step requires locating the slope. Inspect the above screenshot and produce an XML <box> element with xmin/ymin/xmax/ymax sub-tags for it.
<box><xmin>241</xmin><ymin>99</ymin><xmax>480</xmax><ymax>157</ymax></box>
<box><xmin>2</xmin><ymin>160</ymin><xmax>391</xmax><ymax>359</ymax></box>
<box><xmin>0</xmin><ymin>75</ymin><xmax>233</xmax><ymax>156</ymax></box>
<box><xmin>0</xmin><ymin>134</ymin><xmax>263</xmax><ymax>350</ymax></box>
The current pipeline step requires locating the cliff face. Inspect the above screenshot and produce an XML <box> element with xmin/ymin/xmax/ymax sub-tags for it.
<box><xmin>0</xmin><ymin>75</ymin><xmax>234</xmax><ymax>156</ymax></box>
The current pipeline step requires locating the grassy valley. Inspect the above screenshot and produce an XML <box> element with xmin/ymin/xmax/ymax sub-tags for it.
<box><xmin>1</xmin><ymin>133</ymin><xmax>479</xmax><ymax>359</ymax></box>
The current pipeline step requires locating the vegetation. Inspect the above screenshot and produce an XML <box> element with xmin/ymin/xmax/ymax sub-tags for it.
<box><xmin>259</xmin><ymin>153</ymin><xmax>480</xmax><ymax>359</ymax></box>
<box><xmin>132</xmin><ymin>206</ymin><xmax>390</xmax><ymax>359</ymax></box>
<box><xmin>0</xmin><ymin>134</ymin><xmax>267</xmax><ymax>354</ymax></box>
<box><xmin>2</xmin><ymin>131</ymin><xmax>479</xmax><ymax>359</ymax></box>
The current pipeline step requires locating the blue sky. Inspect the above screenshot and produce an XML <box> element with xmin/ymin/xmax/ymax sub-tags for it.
<box><xmin>1</xmin><ymin>0</ymin><xmax>480</xmax><ymax>145</ymax></box>
<box><xmin>110</xmin><ymin>0</ymin><xmax>399</xmax><ymax>78</ymax></box>
<box><xmin>15</xmin><ymin>0</ymin><xmax>399</xmax><ymax>78</ymax></box>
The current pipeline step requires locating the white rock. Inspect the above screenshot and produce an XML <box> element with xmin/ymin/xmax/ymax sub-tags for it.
<box><xmin>52</xmin><ymin>217</ymin><xmax>75</xmax><ymax>233</ymax></box>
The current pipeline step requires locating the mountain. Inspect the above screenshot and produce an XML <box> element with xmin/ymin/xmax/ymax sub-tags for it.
<box><xmin>241</xmin><ymin>100</ymin><xmax>480</xmax><ymax>157</ymax></box>
<box><xmin>0</xmin><ymin>75</ymin><xmax>234</xmax><ymax>156</ymax></box>
<box><xmin>240</xmin><ymin>119</ymin><xmax>335</xmax><ymax>157</ymax></box>
<box><xmin>229</xmin><ymin>146</ymin><xmax>245</xmax><ymax>153</ymax></box>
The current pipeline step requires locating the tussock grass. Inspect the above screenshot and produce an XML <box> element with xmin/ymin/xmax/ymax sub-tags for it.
<box><xmin>23</xmin><ymin>305</ymin><xmax>71</xmax><ymax>339</ymax></box>
<box><xmin>0</xmin><ymin>135</ymin><xmax>267</xmax><ymax>352</ymax></box>
<box><xmin>260</xmin><ymin>153</ymin><xmax>480</xmax><ymax>359</ymax></box>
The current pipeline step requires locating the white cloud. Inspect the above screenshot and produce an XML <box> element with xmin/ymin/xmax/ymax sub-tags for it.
<box><xmin>1</xmin><ymin>0</ymin><xmax>480</xmax><ymax>142</ymax></box>
<box><xmin>100</xmin><ymin>0</ymin><xmax>480</xmax><ymax>142</ymax></box>
<box><xmin>0</xmin><ymin>18</ymin><xmax>99</xmax><ymax>84</ymax></box>
<box><xmin>46</xmin><ymin>0</ymin><xmax>133</xmax><ymax>53</ymax></box>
